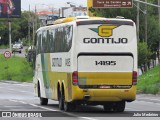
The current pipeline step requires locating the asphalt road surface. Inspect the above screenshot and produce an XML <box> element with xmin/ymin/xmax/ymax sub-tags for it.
<box><xmin>0</xmin><ymin>81</ymin><xmax>160</xmax><ymax>120</ymax></box>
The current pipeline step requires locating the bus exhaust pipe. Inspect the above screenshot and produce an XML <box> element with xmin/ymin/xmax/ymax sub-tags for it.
<box><xmin>84</xmin><ymin>95</ymin><xmax>90</xmax><ymax>100</ymax></box>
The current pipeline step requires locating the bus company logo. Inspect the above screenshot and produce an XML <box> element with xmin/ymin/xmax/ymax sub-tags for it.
<box><xmin>89</xmin><ymin>25</ymin><xmax>118</xmax><ymax>37</ymax></box>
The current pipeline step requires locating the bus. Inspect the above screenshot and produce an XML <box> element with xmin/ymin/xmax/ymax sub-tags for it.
<box><xmin>33</xmin><ymin>16</ymin><xmax>137</xmax><ymax>112</ymax></box>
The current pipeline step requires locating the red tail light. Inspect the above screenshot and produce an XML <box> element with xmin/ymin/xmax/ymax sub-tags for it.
<box><xmin>132</xmin><ymin>71</ymin><xmax>137</xmax><ymax>85</ymax></box>
<box><xmin>76</xmin><ymin>21</ymin><xmax>81</xmax><ymax>25</ymax></box>
<box><xmin>72</xmin><ymin>71</ymin><xmax>78</xmax><ymax>85</ymax></box>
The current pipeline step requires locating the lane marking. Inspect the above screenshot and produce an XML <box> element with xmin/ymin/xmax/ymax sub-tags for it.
<box><xmin>6</xmin><ymin>88</ymin><xmax>33</xmax><ymax>94</ymax></box>
<box><xmin>18</xmin><ymin>101</ymin><xmax>27</xmax><ymax>104</ymax></box>
<box><xmin>29</xmin><ymin>103</ymin><xmax>58</xmax><ymax>112</ymax></box>
<box><xmin>8</xmin><ymin>89</ymin><xmax>14</xmax><ymax>91</ymax></box>
<box><xmin>29</xmin><ymin>103</ymin><xmax>97</xmax><ymax>120</ymax></box>
<box><xmin>136</xmin><ymin>100</ymin><xmax>160</xmax><ymax>106</ymax></box>
<box><xmin>10</xmin><ymin>99</ymin><xmax>18</xmax><ymax>103</ymax></box>
<box><xmin>79</xmin><ymin>117</ymin><xmax>98</xmax><ymax>120</ymax></box>
<box><xmin>125</xmin><ymin>108</ymin><xmax>137</xmax><ymax>111</ymax></box>
<box><xmin>9</xmin><ymin>99</ymin><xmax>98</xmax><ymax>120</ymax></box>
<box><xmin>137</xmin><ymin>98</ymin><xmax>160</xmax><ymax>102</ymax></box>
<box><xmin>0</xmin><ymin>82</ymin><xmax>31</xmax><ymax>87</ymax></box>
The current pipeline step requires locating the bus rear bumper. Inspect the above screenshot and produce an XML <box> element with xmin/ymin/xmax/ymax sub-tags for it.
<box><xmin>72</xmin><ymin>86</ymin><xmax>136</xmax><ymax>102</ymax></box>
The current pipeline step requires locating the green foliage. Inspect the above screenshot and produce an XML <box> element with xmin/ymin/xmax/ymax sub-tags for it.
<box><xmin>137</xmin><ymin>65</ymin><xmax>160</xmax><ymax>94</ymax></box>
<box><xmin>0</xmin><ymin>44</ymin><xmax>9</xmax><ymax>49</ymax></box>
<box><xmin>138</xmin><ymin>42</ymin><xmax>152</xmax><ymax>66</ymax></box>
<box><xmin>0</xmin><ymin>54</ymin><xmax>33</xmax><ymax>82</ymax></box>
<box><xmin>138</xmin><ymin>42</ymin><xmax>148</xmax><ymax>66</ymax></box>
<box><xmin>0</xmin><ymin>11</ymin><xmax>39</xmax><ymax>46</ymax></box>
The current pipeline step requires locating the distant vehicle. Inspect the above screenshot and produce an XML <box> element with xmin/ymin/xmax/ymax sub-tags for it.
<box><xmin>12</xmin><ymin>42</ymin><xmax>23</xmax><ymax>53</ymax></box>
<box><xmin>25</xmin><ymin>45</ymin><xmax>34</xmax><ymax>62</ymax></box>
<box><xmin>46</xmin><ymin>15</ymin><xmax>59</xmax><ymax>25</ymax></box>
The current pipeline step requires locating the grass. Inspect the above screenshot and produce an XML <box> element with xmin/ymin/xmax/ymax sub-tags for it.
<box><xmin>137</xmin><ymin>65</ymin><xmax>160</xmax><ymax>94</ymax></box>
<box><xmin>0</xmin><ymin>45</ymin><xmax>9</xmax><ymax>49</ymax></box>
<box><xmin>0</xmin><ymin>54</ymin><xmax>33</xmax><ymax>82</ymax></box>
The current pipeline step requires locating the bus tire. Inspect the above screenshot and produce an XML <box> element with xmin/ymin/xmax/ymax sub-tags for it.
<box><xmin>103</xmin><ymin>103</ymin><xmax>113</xmax><ymax>112</ymax></box>
<box><xmin>58</xmin><ymin>91</ymin><xmax>64</xmax><ymax>110</ymax></box>
<box><xmin>38</xmin><ymin>82</ymin><xmax>48</xmax><ymax>105</ymax></box>
<box><xmin>114</xmin><ymin>101</ymin><xmax>125</xmax><ymax>112</ymax></box>
<box><xmin>40</xmin><ymin>97</ymin><xmax>48</xmax><ymax>105</ymax></box>
<box><xmin>64</xmin><ymin>102</ymin><xmax>76</xmax><ymax>112</ymax></box>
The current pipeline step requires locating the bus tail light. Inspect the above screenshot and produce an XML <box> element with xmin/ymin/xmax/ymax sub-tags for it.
<box><xmin>72</xmin><ymin>71</ymin><xmax>78</xmax><ymax>85</ymax></box>
<box><xmin>132</xmin><ymin>71</ymin><xmax>137</xmax><ymax>85</ymax></box>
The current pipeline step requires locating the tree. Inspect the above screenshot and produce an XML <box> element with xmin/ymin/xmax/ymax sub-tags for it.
<box><xmin>0</xmin><ymin>11</ymin><xmax>39</xmax><ymax>46</ymax></box>
<box><xmin>138</xmin><ymin>42</ymin><xmax>152</xmax><ymax>73</ymax></box>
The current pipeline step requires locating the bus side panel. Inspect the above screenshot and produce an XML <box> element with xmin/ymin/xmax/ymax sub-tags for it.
<box><xmin>33</xmin><ymin>54</ymin><xmax>47</xmax><ymax>98</ymax></box>
<box><xmin>48</xmin><ymin>53</ymin><xmax>73</xmax><ymax>101</ymax></box>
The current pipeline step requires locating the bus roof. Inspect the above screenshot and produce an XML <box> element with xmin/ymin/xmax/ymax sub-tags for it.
<box><xmin>37</xmin><ymin>16</ymin><xmax>134</xmax><ymax>32</ymax></box>
<box><xmin>49</xmin><ymin>16</ymin><xmax>134</xmax><ymax>25</ymax></box>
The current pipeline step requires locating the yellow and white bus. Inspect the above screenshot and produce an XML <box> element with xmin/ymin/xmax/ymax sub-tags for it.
<box><xmin>33</xmin><ymin>16</ymin><xmax>137</xmax><ymax>112</ymax></box>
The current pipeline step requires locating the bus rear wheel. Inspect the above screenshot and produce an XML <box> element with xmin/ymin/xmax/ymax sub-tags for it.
<box><xmin>103</xmin><ymin>101</ymin><xmax>125</xmax><ymax>112</ymax></box>
<box><xmin>60</xmin><ymin>87</ymin><xmax>76</xmax><ymax>112</ymax></box>
<box><xmin>113</xmin><ymin>101</ymin><xmax>125</xmax><ymax>112</ymax></box>
<box><xmin>64</xmin><ymin>102</ymin><xmax>76</xmax><ymax>112</ymax></box>
<box><xmin>103</xmin><ymin>103</ymin><xmax>113</xmax><ymax>112</ymax></box>
<box><xmin>58</xmin><ymin>91</ymin><xmax>64</xmax><ymax>110</ymax></box>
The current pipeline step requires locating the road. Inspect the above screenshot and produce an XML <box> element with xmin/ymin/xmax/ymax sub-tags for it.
<box><xmin>0</xmin><ymin>81</ymin><xmax>160</xmax><ymax>120</ymax></box>
<box><xmin>0</xmin><ymin>46</ymin><xmax>27</xmax><ymax>58</ymax></box>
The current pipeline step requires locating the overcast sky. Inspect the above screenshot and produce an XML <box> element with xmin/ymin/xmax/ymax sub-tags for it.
<box><xmin>21</xmin><ymin>0</ymin><xmax>87</xmax><ymax>11</ymax></box>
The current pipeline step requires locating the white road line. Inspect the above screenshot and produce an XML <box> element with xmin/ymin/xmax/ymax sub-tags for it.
<box><xmin>125</xmin><ymin>106</ymin><xmax>145</xmax><ymax>111</ymax></box>
<box><xmin>18</xmin><ymin>101</ymin><xmax>27</xmax><ymax>104</ymax></box>
<box><xmin>137</xmin><ymin>100</ymin><xmax>160</xmax><ymax>106</ymax></box>
<box><xmin>137</xmin><ymin>98</ymin><xmax>160</xmax><ymax>102</ymax></box>
<box><xmin>20</xmin><ymin>91</ymin><xmax>33</xmax><ymax>93</ymax></box>
<box><xmin>0</xmin><ymin>82</ymin><xmax>31</xmax><ymax>87</ymax></box>
<box><xmin>29</xmin><ymin>103</ymin><xmax>97</xmax><ymax>120</ymax></box>
<box><xmin>9</xmin><ymin>99</ymin><xmax>98</xmax><ymax>120</ymax></box>
<box><xmin>12</xmin><ymin>84</ymin><xmax>31</xmax><ymax>87</ymax></box>
<box><xmin>29</xmin><ymin>103</ymin><xmax>58</xmax><ymax>112</ymax></box>
<box><xmin>10</xmin><ymin>99</ymin><xmax>18</xmax><ymax>103</ymax></box>
<box><xmin>7</xmin><ymin>88</ymin><xmax>32</xmax><ymax>94</ymax></box>
<box><xmin>125</xmin><ymin>107</ymin><xmax>144</xmax><ymax>111</ymax></box>
<box><xmin>8</xmin><ymin>89</ymin><xmax>14</xmax><ymax>91</ymax></box>
<box><xmin>78</xmin><ymin>117</ymin><xmax>98</xmax><ymax>120</ymax></box>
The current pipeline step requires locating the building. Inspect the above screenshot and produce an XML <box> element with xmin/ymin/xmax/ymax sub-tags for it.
<box><xmin>36</xmin><ymin>9</ymin><xmax>59</xmax><ymax>26</ymax></box>
<box><xmin>60</xmin><ymin>7</ymin><xmax>87</xmax><ymax>18</ymax></box>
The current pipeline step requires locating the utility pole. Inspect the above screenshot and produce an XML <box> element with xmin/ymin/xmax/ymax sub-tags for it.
<box><xmin>28</xmin><ymin>5</ymin><xmax>31</xmax><ymax>46</ymax></box>
<box><xmin>9</xmin><ymin>20</ymin><xmax>12</xmax><ymax>52</ymax></box>
<box><xmin>158</xmin><ymin>0</ymin><xmax>160</xmax><ymax>64</ymax></box>
<box><xmin>7</xmin><ymin>3</ymin><xmax>12</xmax><ymax>52</ymax></box>
<box><xmin>32</xmin><ymin>21</ymin><xmax>35</xmax><ymax>45</ymax></box>
<box><xmin>35</xmin><ymin>5</ymin><xmax>38</xmax><ymax>31</ymax></box>
<box><xmin>137</xmin><ymin>2</ymin><xmax>140</xmax><ymax>42</ymax></box>
<box><xmin>145</xmin><ymin>0</ymin><xmax>147</xmax><ymax>43</ymax></box>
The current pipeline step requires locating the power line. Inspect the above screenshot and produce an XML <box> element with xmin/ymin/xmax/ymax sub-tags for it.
<box><xmin>134</xmin><ymin>0</ymin><xmax>160</xmax><ymax>8</ymax></box>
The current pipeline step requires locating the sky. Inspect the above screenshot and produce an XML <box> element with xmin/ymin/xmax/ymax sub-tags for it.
<box><xmin>21</xmin><ymin>0</ymin><xmax>87</xmax><ymax>11</ymax></box>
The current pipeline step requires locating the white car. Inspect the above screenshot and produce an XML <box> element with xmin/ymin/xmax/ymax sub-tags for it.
<box><xmin>12</xmin><ymin>42</ymin><xmax>22</xmax><ymax>53</ymax></box>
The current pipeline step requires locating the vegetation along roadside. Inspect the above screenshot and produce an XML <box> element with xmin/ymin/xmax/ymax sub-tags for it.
<box><xmin>0</xmin><ymin>54</ymin><xmax>33</xmax><ymax>82</ymax></box>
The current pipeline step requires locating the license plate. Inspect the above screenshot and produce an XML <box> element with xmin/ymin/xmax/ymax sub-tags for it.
<box><xmin>99</xmin><ymin>85</ymin><xmax>111</xmax><ymax>89</ymax></box>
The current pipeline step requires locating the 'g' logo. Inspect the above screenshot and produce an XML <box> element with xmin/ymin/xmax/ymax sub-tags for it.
<box><xmin>89</xmin><ymin>25</ymin><xmax>118</xmax><ymax>37</ymax></box>
<box><xmin>98</xmin><ymin>25</ymin><xmax>117</xmax><ymax>37</ymax></box>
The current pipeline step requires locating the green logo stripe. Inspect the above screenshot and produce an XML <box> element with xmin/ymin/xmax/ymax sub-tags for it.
<box><xmin>41</xmin><ymin>54</ymin><xmax>50</xmax><ymax>89</ymax></box>
<box><xmin>89</xmin><ymin>28</ymin><xmax>98</xmax><ymax>33</ymax></box>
